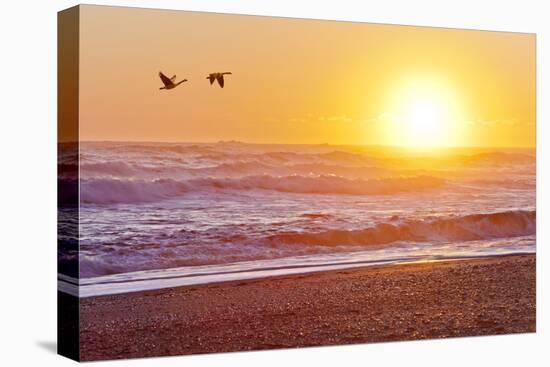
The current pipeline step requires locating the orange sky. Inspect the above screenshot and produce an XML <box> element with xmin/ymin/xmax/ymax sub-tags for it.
<box><xmin>78</xmin><ymin>5</ymin><xmax>535</xmax><ymax>147</ymax></box>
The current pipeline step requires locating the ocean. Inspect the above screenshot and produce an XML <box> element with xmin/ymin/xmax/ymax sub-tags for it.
<box><xmin>58</xmin><ymin>141</ymin><xmax>536</xmax><ymax>297</ymax></box>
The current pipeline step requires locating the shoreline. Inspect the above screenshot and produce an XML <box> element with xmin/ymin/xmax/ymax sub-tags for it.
<box><xmin>79</xmin><ymin>254</ymin><xmax>536</xmax><ymax>361</ymax></box>
<box><xmin>64</xmin><ymin>251</ymin><xmax>536</xmax><ymax>298</ymax></box>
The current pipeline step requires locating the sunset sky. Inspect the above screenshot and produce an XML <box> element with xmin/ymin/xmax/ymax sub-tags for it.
<box><xmin>78</xmin><ymin>5</ymin><xmax>535</xmax><ymax>147</ymax></box>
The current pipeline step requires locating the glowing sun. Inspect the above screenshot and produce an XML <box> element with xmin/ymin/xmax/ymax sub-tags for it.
<box><xmin>382</xmin><ymin>76</ymin><xmax>465</xmax><ymax>148</ymax></box>
<box><xmin>405</xmin><ymin>98</ymin><xmax>444</xmax><ymax>144</ymax></box>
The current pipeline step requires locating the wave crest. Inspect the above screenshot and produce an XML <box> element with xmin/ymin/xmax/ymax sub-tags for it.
<box><xmin>268</xmin><ymin>210</ymin><xmax>536</xmax><ymax>246</ymax></box>
<box><xmin>78</xmin><ymin>174</ymin><xmax>445</xmax><ymax>204</ymax></box>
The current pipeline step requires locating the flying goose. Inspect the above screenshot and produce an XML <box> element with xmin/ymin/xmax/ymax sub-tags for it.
<box><xmin>159</xmin><ymin>71</ymin><xmax>187</xmax><ymax>90</ymax></box>
<box><xmin>207</xmin><ymin>72</ymin><xmax>232</xmax><ymax>88</ymax></box>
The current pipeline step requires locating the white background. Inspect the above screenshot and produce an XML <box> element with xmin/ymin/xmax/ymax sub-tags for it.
<box><xmin>0</xmin><ymin>0</ymin><xmax>547</xmax><ymax>365</ymax></box>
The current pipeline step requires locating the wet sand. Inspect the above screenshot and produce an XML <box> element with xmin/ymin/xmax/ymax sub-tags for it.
<box><xmin>79</xmin><ymin>254</ymin><xmax>535</xmax><ymax>361</ymax></box>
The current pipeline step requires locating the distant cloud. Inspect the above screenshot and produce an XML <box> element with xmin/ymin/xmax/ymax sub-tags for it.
<box><xmin>328</xmin><ymin>115</ymin><xmax>353</xmax><ymax>123</ymax></box>
<box><xmin>363</xmin><ymin>112</ymin><xmax>394</xmax><ymax>124</ymax></box>
<box><xmin>466</xmin><ymin>118</ymin><xmax>520</xmax><ymax>127</ymax></box>
<box><xmin>318</xmin><ymin>115</ymin><xmax>353</xmax><ymax>123</ymax></box>
<box><xmin>288</xmin><ymin>113</ymin><xmax>353</xmax><ymax>124</ymax></box>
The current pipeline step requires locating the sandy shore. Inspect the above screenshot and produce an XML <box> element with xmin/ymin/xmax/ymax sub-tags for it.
<box><xmin>79</xmin><ymin>254</ymin><xmax>535</xmax><ymax>361</ymax></box>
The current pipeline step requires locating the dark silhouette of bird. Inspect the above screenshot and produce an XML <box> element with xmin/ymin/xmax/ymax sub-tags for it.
<box><xmin>158</xmin><ymin>71</ymin><xmax>187</xmax><ymax>90</ymax></box>
<box><xmin>207</xmin><ymin>72</ymin><xmax>232</xmax><ymax>88</ymax></box>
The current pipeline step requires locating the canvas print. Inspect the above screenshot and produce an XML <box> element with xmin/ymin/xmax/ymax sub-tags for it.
<box><xmin>58</xmin><ymin>5</ymin><xmax>536</xmax><ymax>361</ymax></box>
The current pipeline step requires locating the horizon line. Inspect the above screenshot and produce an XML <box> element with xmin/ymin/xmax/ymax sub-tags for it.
<box><xmin>60</xmin><ymin>139</ymin><xmax>536</xmax><ymax>150</ymax></box>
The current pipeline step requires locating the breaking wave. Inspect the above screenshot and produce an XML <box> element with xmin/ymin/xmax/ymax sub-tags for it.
<box><xmin>74</xmin><ymin>210</ymin><xmax>535</xmax><ymax>277</ymax></box>
<box><xmin>269</xmin><ymin>210</ymin><xmax>536</xmax><ymax>246</ymax></box>
<box><xmin>78</xmin><ymin>174</ymin><xmax>445</xmax><ymax>204</ymax></box>
<box><xmin>80</xmin><ymin>160</ymin><xmax>391</xmax><ymax>180</ymax></box>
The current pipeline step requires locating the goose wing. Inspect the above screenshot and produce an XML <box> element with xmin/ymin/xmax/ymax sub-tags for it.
<box><xmin>216</xmin><ymin>74</ymin><xmax>225</xmax><ymax>88</ymax></box>
<box><xmin>208</xmin><ymin>74</ymin><xmax>216</xmax><ymax>85</ymax></box>
<box><xmin>159</xmin><ymin>71</ymin><xmax>174</xmax><ymax>87</ymax></box>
